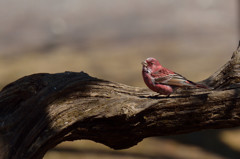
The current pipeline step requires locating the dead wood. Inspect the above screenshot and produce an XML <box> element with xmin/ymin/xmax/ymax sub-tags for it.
<box><xmin>0</xmin><ymin>46</ymin><xmax>240</xmax><ymax>159</ymax></box>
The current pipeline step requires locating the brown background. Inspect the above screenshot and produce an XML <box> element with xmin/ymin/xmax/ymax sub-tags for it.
<box><xmin>0</xmin><ymin>0</ymin><xmax>239</xmax><ymax>158</ymax></box>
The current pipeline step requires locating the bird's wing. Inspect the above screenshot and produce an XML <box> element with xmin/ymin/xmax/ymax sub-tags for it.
<box><xmin>154</xmin><ymin>73</ymin><xmax>196</xmax><ymax>87</ymax></box>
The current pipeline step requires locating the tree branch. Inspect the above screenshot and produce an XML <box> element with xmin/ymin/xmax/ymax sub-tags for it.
<box><xmin>1</xmin><ymin>47</ymin><xmax>240</xmax><ymax>159</ymax></box>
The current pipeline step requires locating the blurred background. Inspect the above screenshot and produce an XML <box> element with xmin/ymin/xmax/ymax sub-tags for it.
<box><xmin>0</xmin><ymin>0</ymin><xmax>239</xmax><ymax>158</ymax></box>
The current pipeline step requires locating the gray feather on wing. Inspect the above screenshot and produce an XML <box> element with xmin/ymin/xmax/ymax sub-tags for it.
<box><xmin>155</xmin><ymin>73</ymin><xmax>195</xmax><ymax>87</ymax></box>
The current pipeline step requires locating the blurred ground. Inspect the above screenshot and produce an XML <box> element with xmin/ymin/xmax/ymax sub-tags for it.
<box><xmin>0</xmin><ymin>0</ymin><xmax>240</xmax><ymax>159</ymax></box>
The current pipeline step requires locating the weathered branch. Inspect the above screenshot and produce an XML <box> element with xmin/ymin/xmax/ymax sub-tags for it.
<box><xmin>1</xmin><ymin>47</ymin><xmax>240</xmax><ymax>159</ymax></box>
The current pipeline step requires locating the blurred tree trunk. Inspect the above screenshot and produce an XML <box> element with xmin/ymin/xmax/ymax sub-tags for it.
<box><xmin>238</xmin><ymin>0</ymin><xmax>240</xmax><ymax>37</ymax></box>
<box><xmin>0</xmin><ymin>47</ymin><xmax>240</xmax><ymax>159</ymax></box>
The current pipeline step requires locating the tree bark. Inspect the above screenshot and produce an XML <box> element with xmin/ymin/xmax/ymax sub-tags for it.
<box><xmin>0</xmin><ymin>47</ymin><xmax>240</xmax><ymax>159</ymax></box>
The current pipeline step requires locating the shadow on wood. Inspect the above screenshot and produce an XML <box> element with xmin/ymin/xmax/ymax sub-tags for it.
<box><xmin>0</xmin><ymin>46</ymin><xmax>240</xmax><ymax>159</ymax></box>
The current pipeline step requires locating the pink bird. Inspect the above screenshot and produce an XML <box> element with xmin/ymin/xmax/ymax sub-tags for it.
<box><xmin>142</xmin><ymin>57</ymin><xmax>208</xmax><ymax>96</ymax></box>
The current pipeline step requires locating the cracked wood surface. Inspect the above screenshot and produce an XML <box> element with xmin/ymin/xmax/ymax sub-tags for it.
<box><xmin>0</xmin><ymin>47</ymin><xmax>240</xmax><ymax>159</ymax></box>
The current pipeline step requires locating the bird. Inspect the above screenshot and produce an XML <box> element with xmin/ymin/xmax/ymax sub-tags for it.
<box><xmin>142</xmin><ymin>57</ymin><xmax>208</xmax><ymax>96</ymax></box>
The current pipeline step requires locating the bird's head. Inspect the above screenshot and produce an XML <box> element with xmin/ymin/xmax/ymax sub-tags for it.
<box><xmin>142</xmin><ymin>57</ymin><xmax>162</xmax><ymax>72</ymax></box>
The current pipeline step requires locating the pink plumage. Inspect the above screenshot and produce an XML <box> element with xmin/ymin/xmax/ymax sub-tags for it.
<box><xmin>142</xmin><ymin>57</ymin><xmax>207</xmax><ymax>95</ymax></box>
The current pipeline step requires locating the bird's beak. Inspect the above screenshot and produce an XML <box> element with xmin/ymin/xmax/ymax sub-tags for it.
<box><xmin>141</xmin><ymin>61</ymin><xmax>147</xmax><ymax>67</ymax></box>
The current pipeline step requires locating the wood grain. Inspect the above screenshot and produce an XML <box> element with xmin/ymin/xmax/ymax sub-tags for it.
<box><xmin>0</xmin><ymin>47</ymin><xmax>240</xmax><ymax>159</ymax></box>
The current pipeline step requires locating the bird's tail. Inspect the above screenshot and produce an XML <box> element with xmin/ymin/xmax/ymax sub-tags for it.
<box><xmin>194</xmin><ymin>83</ymin><xmax>209</xmax><ymax>89</ymax></box>
<box><xmin>187</xmin><ymin>80</ymin><xmax>209</xmax><ymax>89</ymax></box>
